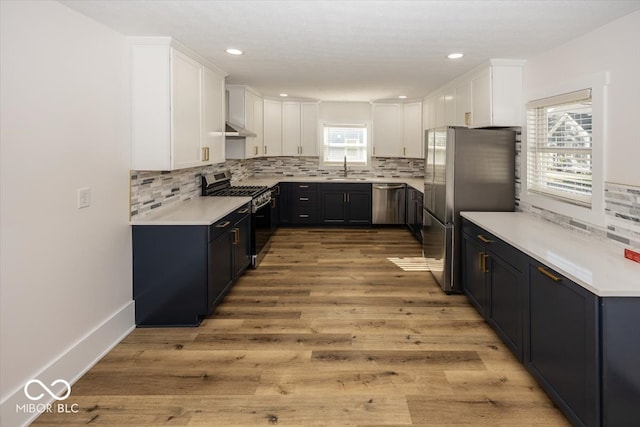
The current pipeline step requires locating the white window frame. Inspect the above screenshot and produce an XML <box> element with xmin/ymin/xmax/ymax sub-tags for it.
<box><xmin>521</xmin><ymin>72</ymin><xmax>608</xmax><ymax>227</ymax></box>
<box><xmin>319</xmin><ymin>123</ymin><xmax>370</xmax><ymax>169</ymax></box>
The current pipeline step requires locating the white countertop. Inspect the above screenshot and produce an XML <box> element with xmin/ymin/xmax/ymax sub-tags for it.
<box><xmin>238</xmin><ymin>176</ymin><xmax>424</xmax><ymax>192</ymax></box>
<box><xmin>461</xmin><ymin>211</ymin><xmax>640</xmax><ymax>297</ymax></box>
<box><xmin>130</xmin><ymin>197</ymin><xmax>251</xmax><ymax>226</ymax></box>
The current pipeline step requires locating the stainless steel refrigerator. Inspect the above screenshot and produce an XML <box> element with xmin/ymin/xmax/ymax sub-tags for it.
<box><xmin>423</xmin><ymin>126</ymin><xmax>515</xmax><ymax>294</ymax></box>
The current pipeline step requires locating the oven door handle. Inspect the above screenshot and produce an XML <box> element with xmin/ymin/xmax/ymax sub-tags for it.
<box><xmin>254</xmin><ymin>198</ymin><xmax>272</xmax><ymax>211</ymax></box>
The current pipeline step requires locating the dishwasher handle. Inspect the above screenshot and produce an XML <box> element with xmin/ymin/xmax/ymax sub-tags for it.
<box><xmin>373</xmin><ymin>184</ymin><xmax>405</xmax><ymax>190</ymax></box>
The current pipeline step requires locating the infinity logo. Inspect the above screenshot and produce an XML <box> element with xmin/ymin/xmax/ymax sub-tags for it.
<box><xmin>24</xmin><ymin>379</ymin><xmax>71</xmax><ymax>401</ymax></box>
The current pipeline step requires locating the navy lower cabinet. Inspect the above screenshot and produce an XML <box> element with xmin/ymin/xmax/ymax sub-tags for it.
<box><xmin>461</xmin><ymin>219</ymin><xmax>525</xmax><ymax>360</ymax></box>
<box><xmin>601</xmin><ymin>297</ymin><xmax>640</xmax><ymax>426</ymax></box>
<box><xmin>527</xmin><ymin>262</ymin><xmax>600</xmax><ymax>427</ymax></box>
<box><xmin>320</xmin><ymin>183</ymin><xmax>372</xmax><ymax>225</ymax></box>
<box><xmin>133</xmin><ymin>202</ymin><xmax>251</xmax><ymax>327</ymax></box>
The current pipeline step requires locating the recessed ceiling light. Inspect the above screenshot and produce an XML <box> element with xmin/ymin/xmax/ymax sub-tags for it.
<box><xmin>447</xmin><ymin>53</ymin><xmax>464</xmax><ymax>59</ymax></box>
<box><xmin>225</xmin><ymin>48</ymin><xmax>243</xmax><ymax>55</ymax></box>
<box><xmin>398</xmin><ymin>95</ymin><xmax>407</xmax><ymax>99</ymax></box>
<box><xmin>279</xmin><ymin>93</ymin><xmax>288</xmax><ymax>97</ymax></box>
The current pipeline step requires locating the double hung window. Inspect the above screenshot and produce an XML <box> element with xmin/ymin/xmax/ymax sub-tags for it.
<box><xmin>526</xmin><ymin>89</ymin><xmax>593</xmax><ymax>207</ymax></box>
<box><xmin>322</xmin><ymin>125</ymin><xmax>368</xmax><ymax>166</ymax></box>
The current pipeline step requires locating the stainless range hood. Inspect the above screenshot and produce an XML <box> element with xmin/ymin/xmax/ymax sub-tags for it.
<box><xmin>225</xmin><ymin>121</ymin><xmax>256</xmax><ymax>139</ymax></box>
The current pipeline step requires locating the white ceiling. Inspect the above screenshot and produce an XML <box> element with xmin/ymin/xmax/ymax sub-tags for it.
<box><xmin>61</xmin><ymin>0</ymin><xmax>640</xmax><ymax>102</ymax></box>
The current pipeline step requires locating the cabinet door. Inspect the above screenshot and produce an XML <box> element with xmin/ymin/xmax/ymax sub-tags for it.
<box><xmin>471</xmin><ymin>68</ymin><xmax>491</xmax><ymax>128</ymax></box>
<box><xmin>372</xmin><ymin>103</ymin><xmax>401</xmax><ymax>157</ymax></box>
<box><xmin>300</xmin><ymin>102</ymin><xmax>319</xmax><ymax>156</ymax></box>
<box><xmin>232</xmin><ymin>214</ymin><xmax>251</xmax><ymax>277</ymax></box>
<box><xmin>171</xmin><ymin>50</ymin><xmax>203</xmax><ymax>169</ymax></box>
<box><xmin>424</xmin><ymin>96</ymin><xmax>437</xmax><ymax>130</ymax></box>
<box><xmin>263</xmin><ymin>99</ymin><xmax>282</xmax><ymax>156</ymax></box>
<box><xmin>455</xmin><ymin>80</ymin><xmax>471</xmax><ymax>127</ymax></box>
<box><xmin>487</xmin><ymin>254</ymin><xmax>523</xmax><ymax>360</ymax></box>
<box><xmin>202</xmin><ymin>67</ymin><xmax>225</xmax><ymax>164</ymax></box>
<box><xmin>444</xmin><ymin>89</ymin><xmax>455</xmax><ymax>126</ymax></box>
<box><xmin>461</xmin><ymin>233</ymin><xmax>488</xmax><ymax>317</ymax></box>
<box><xmin>402</xmin><ymin>102</ymin><xmax>422</xmax><ymax>158</ymax></box>
<box><xmin>346</xmin><ymin>190</ymin><xmax>372</xmax><ymax>225</ymax></box>
<box><xmin>208</xmin><ymin>231</ymin><xmax>233</xmax><ymax>312</ymax></box>
<box><xmin>252</xmin><ymin>95</ymin><xmax>264</xmax><ymax>157</ymax></box>
<box><xmin>434</xmin><ymin>93</ymin><xmax>446</xmax><ymax>128</ymax></box>
<box><xmin>321</xmin><ymin>190</ymin><xmax>347</xmax><ymax>224</ymax></box>
<box><xmin>278</xmin><ymin>183</ymin><xmax>291</xmax><ymax>225</ymax></box>
<box><xmin>282</xmin><ymin>101</ymin><xmax>301</xmax><ymax>156</ymax></box>
<box><xmin>527</xmin><ymin>263</ymin><xmax>600</xmax><ymax>427</ymax></box>
<box><xmin>243</xmin><ymin>91</ymin><xmax>258</xmax><ymax>158</ymax></box>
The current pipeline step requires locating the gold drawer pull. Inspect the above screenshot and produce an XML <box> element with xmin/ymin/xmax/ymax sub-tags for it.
<box><xmin>537</xmin><ymin>266</ymin><xmax>562</xmax><ymax>282</ymax></box>
<box><xmin>216</xmin><ymin>221</ymin><xmax>231</xmax><ymax>228</ymax></box>
<box><xmin>477</xmin><ymin>234</ymin><xmax>493</xmax><ymax>244</ymax></box>
<box><xmin>238</xmin><ymin>208</ymin><xmax>249</xmax><ymax>214</ymax></box>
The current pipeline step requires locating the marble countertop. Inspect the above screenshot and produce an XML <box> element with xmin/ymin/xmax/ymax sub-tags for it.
<box><xmin>130</xmin><ymin>197</ymin><xmax>251</xmax><ymax>226</ymax></box>
<box><xmin>461</xmin><ymin>211</ymin><xmax>640</xmax><ymax>297</ymax></box>
<box><xmin>238</xmin><ymin>176</ymin><xmax>424</xmax><ymax>192</ymax></box>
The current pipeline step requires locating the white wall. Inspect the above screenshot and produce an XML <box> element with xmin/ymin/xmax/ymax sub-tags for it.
<box><xmin>0</xmin><ymin>1</ymin><xmax>134</xmax><ymax>424</ymax></box>
<box><xmin>522</xmin><ymin>10</ymin><xmax>640</xmax><ymax>187</ymax></box>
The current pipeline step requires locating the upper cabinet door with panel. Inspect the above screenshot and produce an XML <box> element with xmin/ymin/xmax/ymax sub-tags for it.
<box><xmin>202</xmin><ymin>67</ymin><xmax>225</xmax><ymax>164</ymax></box>
<box><xmin>282</xmin><ymin>101</ymin><xmax>302</xmax><ymax>156</ymax></box>
<box><xmin>300</xmin><ymin>102</ymin><xmax>319</xmax><ymax>156</ymax></box>
<box><xmin>402</xmin><ymin>102</ymin><xmax>422</xmax><ymax>158</ymax></box>
<box><xmin>469</xmin><ymin>61</ymin><xmax>524</xmax><ymax>128</ymax></box>
<box><xmin>263</xmin><ymin>99</ymin><xmax>283</xmax><ymax>156</ymax></box>
<box><xmin>131</xmin><ymin>38</ymin><xmax>227</xmax><ymax>171</ymax></box>
<box><xmin>372</xmin><ymin>103</ymin><xmax>402</xmax><ymax>157</ymax></box>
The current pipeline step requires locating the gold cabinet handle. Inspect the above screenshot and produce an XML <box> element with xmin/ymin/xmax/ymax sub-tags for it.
<box><xmin>271</xmin><ymin>199</ymin><xmax>276</xmax><ymax>208</ymax></box>
<box><xmin>537</xmin><ymin>266</ymin><xmax>562</xmax><ymax>282</ymax></box>
<box><xmin>343</xmin><ymin>193</ymin><xmax>347</xmax><ymax>203</ymax></box>
<box><xmin>403</xmin><ymin>147</ymin><xmax>406</xmax><ymax>156</ymax></box>
<box><xmin>216</xmin><ymin>221</ymin><xmax>231</xmax><ymax>228</ymax></box>
<box><xmin>478</xmin><ymin>252</ymin><xmax>489</xmax><ymax>273</ymax></box>
<box><xmin>477</xmin><ymin>234</ymin><xmax>493</xmax><ymax>244</ymax></box>
<box><xmin>264</xmin><ymin>146</ymin><xmax>267</xmax><ymax>155</ymax></box>
<box><xmin>202</xmin><ymin>147</ymin><xmax>210</xmax><ymax>161</ymax></box>
<box><xmin>232</xmin><ymin>228</ymin><xmax>239</xmax><ymax>245</ymax></box>
<box><xmin>238</xmin><ymin>208</ymin><xmax>249</xmax><ymax>214</ymax></box>
<box><xmin>254</xmin><ymin>146</ymin><xmax>258</xmax><ymax>156</ymax></box>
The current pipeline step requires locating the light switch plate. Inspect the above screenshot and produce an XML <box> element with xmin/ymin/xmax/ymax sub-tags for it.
<box><xmin>77</xmin><ymin>187</ymin><xmax>91</xmax><ymax>209</ymax></box>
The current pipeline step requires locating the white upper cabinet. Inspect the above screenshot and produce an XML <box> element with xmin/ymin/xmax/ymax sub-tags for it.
<box><xmin>282</xmin><ymin>102</ymin><xmax>301</xmax><ymax>156</ymax></box>
<box><xmin>455</xmin><ymin>80</ymin><xmax>471</xmax><ymax>127</ymax></box>
<box><xmin>372</xmin><ymin>103</ymin><xmax>402</xmax><ymax>157</ymax></box>
<box><xmin>300</xmin><ymin>103</ymin><xmax>319</xmax><ymax>156</ymax></box>
<box><xmin>263</xmin><ymin>99</ymin><xmax>283</xmax><ymax>156</ymax></box>
<box><xmin>202</xmin><ymin>67</ymin><xmax>226</xmax><ymax>164</ymax></box>
<box><xmin>131</xmin><ymin>38</ymin><xmax>227</xmax><ymax>171</ymax></box>
<box><xmin>402</xmin><ymin>102</ymin><xmax>423</xmax><ymax>158</ymax></box>
<box><xmin>282</xmin><ymin>101</ymin><xmax>319</xmax><ymax>156</ymax></box>
<box><xmin>225</xmin><ymin>86</ymin><xmax>263</xmax><ymax>159</ymax></box>
<box><xmin>468</xmin><ymin>60</ymin><xmax>524</xmax><ymax>128</ymax></box>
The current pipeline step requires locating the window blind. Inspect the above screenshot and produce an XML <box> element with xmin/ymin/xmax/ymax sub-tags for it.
<box><xmin>526</xmin><ymin>89</ymin><xmax>593</xmax><ymax>207</ymax></box>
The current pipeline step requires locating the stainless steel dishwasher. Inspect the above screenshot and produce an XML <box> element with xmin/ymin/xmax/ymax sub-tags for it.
<box><xmin>372</xmin><ymin>183</ymin><xmax>406</xmax><ymax>224</ymax></box>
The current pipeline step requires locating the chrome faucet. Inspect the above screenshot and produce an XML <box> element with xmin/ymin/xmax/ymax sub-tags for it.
<box><xmin>343</xmin><ymin>155</ymin><xmax>348</xmax><ymax>177</ymax></box>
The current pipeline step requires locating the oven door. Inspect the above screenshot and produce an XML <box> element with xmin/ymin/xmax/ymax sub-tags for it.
<box><xmin>252</xmin><ymin>199</ymin><xmax>272</xmax><ymax>267</ymax></box>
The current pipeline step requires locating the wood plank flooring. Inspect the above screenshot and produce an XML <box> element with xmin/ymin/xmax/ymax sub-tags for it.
<box><xmin>33</xmin><ymin>227</ymin><xmax>569</xmax><ymax>426</ymax></box>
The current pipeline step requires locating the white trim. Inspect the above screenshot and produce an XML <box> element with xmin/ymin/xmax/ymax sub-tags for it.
<box><xmin>521</xmin><ymin>72</ymin><xmax>609</xmax><ymax>227</ymax></box>
<box><xmin>0</xmin><ymin>302</ymin><xmax>135</xmax><ymax>427</ymax></box>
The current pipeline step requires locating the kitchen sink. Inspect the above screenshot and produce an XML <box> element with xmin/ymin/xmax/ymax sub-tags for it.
<box><xmin>325</xmin><ymin>177</ymin><xmax>367</xmax><ymax>181</ymax></box>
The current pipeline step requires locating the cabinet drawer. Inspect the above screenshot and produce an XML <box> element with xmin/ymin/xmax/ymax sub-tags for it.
<box><xmin>292</xmin><ymin>207</ymin><xmax>318</xmax><ymax>224</ymax></box>
<box><xmin>293</xmin><ymin>192</ymin><xmax>318</xmax><ymax>205</ymax></box>
<box><xmin>462</xmin><ymin>219</ymin><xmax>526</xmax><ymax>272</ymax></box>
<box><xmin>208</xmin><ymin>203</ymin><xmax>250</xmax><ymax>241</ymax></box>
<box><xmin>292</xmin><ymin>182</ymin><xmax>318</xmax><ymax>193</ymax></box>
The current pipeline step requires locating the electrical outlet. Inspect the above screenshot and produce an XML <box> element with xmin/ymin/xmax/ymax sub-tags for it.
<box><xmin>77</xmin><ymin>187</ymin><xmax>91</xmax><ymax>209</ymax></box>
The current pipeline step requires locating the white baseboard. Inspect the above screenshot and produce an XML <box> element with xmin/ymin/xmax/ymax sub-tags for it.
<box><xmin>0</xmin><ymin>301</ymin><xmax>135</xmax><ymax>427</ymax></box>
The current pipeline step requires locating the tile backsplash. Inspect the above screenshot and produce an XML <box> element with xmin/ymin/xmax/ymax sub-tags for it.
<box><xmin>515</xmin><ymin>131</ymin><xmax>640</xmax><ymax>249</ymax></box>
<box><xmin>130</xmin><ymin>156</ymin><xmax>424</xmax><ymax>218</ymax></box>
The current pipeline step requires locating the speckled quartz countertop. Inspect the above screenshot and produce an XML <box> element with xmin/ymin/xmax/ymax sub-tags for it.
<box><xmin>461</xmin><ymin>211</ymin><xmax>640</xmax><ymax>297</ymax></box>
<box><xmin>130</xmin><ymin>197</ymin><xmax>251</xmax><ymax>226</ymax></box>
<box><xmin>237</xmin><ymin>176</ymin><xmax>424</xmax><ymax>192</ymax></box>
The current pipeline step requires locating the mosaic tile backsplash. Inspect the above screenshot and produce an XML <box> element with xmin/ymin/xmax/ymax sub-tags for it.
<box><xmin>514</xmin><ymin>131</ymin><xmax>640</xmax><ymax>249</ymax></box>
<box><xmin>130</xmin><ymin>156</ymin><xmax>424</xmax><ymax>218</ymax></box>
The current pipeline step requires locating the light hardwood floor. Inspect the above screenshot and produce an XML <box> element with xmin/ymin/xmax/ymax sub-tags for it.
<box><xmin>33</xmin><ymin>227</ymin><xmax>569</xmax><ymax>426</ymax></box>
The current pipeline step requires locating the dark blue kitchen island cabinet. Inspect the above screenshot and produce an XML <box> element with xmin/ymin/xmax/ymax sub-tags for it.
<box><xmin>527</xmin><ymin>262</ymin><xmax>600</xmax><ymax>427</ymax></box>
<box><xmin>132</xmin><ymin>202</ymin><xmax>251</xmax><ymax>327</ymax></box>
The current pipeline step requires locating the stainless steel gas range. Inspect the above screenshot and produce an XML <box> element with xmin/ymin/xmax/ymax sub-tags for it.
<box><xmin>201</xmin><ymin>170</ymin><xmax>272</xmax><ymax>267</ymax></box>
